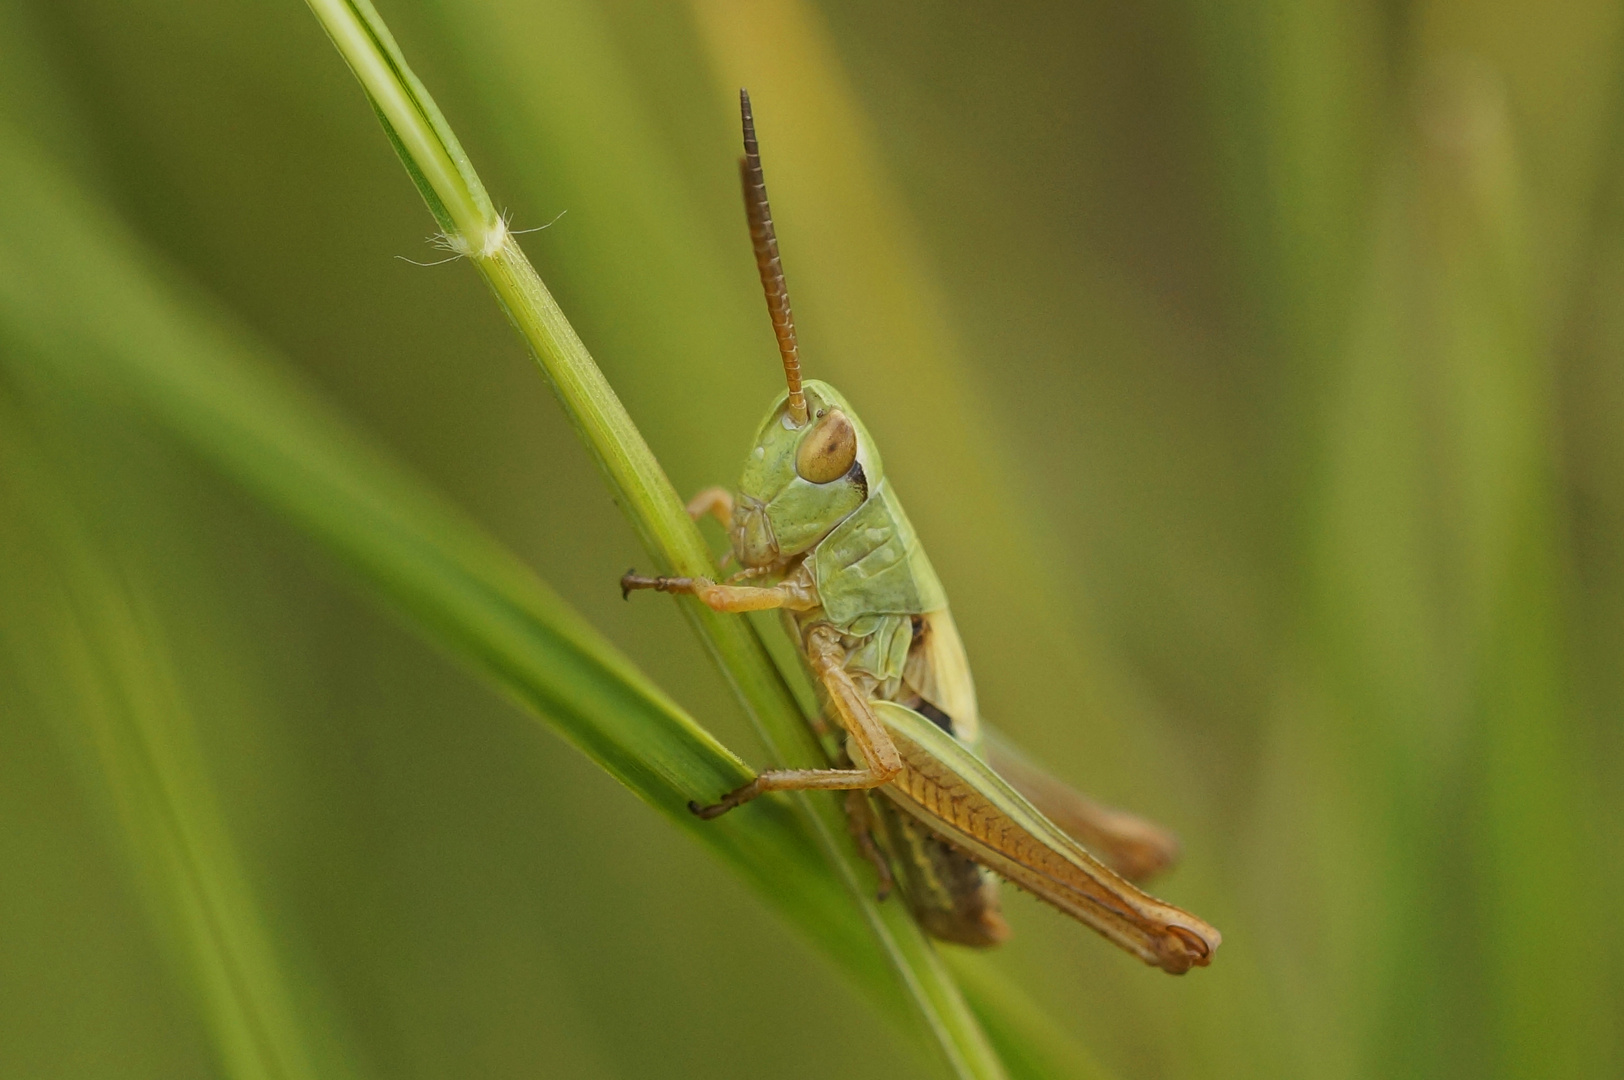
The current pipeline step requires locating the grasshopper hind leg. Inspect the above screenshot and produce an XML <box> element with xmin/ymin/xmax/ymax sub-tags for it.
<box><xmin>687</xmin><ymin>626</ymin><xmax>904</xmax><ymax>817</ymax></box>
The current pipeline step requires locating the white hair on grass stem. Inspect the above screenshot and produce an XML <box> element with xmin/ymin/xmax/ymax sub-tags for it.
<box><xmin>395</xmin><ymin>209</ymin><xmax>567</xmax><ymax>267</ymax></box>
<box><xmin>509</xmin><ymin>208</ymin><xmax>567</xmax><ymax>236</ymax></box>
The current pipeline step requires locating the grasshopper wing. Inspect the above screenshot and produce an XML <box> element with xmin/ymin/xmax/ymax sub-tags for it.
<box><xmin>866</xmin><ymin>701</ymin><xmax>1220</xmax><ymax>974</ymax></box>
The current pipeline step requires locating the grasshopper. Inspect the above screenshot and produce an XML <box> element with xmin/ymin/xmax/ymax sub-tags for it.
<box><xmin>623</xmin><ymin>91</ymin><xmax>1219</xmax><ymax>975</ymax></box>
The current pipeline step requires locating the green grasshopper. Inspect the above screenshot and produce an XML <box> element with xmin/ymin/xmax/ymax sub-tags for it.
<box><xmin>623</xmin><ymin>91</ymin><xmax>1219</xmax><ymax>975</ymax></box>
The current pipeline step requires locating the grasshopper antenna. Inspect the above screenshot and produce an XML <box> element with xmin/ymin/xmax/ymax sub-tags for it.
<box><xmin>739</xmin><ymin>89</ymin><xmax>808</xmax><ymax>426</ymax></box>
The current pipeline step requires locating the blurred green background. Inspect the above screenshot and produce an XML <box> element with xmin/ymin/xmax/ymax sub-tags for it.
<box><xmin>1</xmin><ymin>0</ymin><xmax>1619</xmax><ymax>1077</ymax></box>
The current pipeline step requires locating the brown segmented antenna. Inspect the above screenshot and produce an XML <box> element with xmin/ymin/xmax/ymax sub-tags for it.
<box><xmin>739</xmin><ymin>89</ymin><xmax>808</xmax><ymax>426</ymax></box>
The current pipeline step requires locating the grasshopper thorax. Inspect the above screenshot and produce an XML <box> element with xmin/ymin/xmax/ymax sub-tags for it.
<box><xmin>732</xmin><ymin>380</ymin><xmax>883</xmax><ymax>568</ymax></box>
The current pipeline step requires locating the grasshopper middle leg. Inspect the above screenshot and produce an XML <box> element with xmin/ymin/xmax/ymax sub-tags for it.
<box><xmin>689</xmin><ymin>626</ymin><xmax>904</xmax><ymax>819</ymax></box>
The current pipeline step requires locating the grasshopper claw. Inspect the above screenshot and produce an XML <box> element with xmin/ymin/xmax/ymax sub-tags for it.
<box><xmin>620</xmin><ymin>569</ymin><xmax>647</xmax><ymax>600</ymax></box>
<box><xmin>688</xmin><ymin>798</ymin><xmax>730</xmax><ymax>820</ymax></box>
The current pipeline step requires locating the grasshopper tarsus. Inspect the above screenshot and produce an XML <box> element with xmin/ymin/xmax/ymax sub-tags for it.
<box><xmin>620</xmin><ymin>569</ymin><xmax>676</xmax><ymax>598</ymax></box>
<box><xmin>621</xmin><ymin>570</ymin><xmax>701</xmax><ymax>600</ymax></box>
<box><xmin>690</xmin><ymin>780</ymin><xmax>758</xmax><ymax>820</ymax></box>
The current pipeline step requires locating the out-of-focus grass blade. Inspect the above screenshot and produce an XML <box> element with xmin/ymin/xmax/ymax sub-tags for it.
<box><xmin>1179</xmin><ymin>0</ymin><xmax>1383</xmax><ymax>371</ymax></box>
<box><xmin>1565</xmin><ymin>85</ymin><xmax>1624</xmax><ymax>1044</ymax></box>
<box><xmin>1410</xmin><ymin>64</ymin><xmax>1607</xmax><ymax>1080</ymax></box>
<box><xmin>0</xmin><ymin>412</ymin><xmax>341</xmax><ymax>1080</ymax></box>
<box><xmin>1284</xmin><ymin>58</ymin><xmax>1609</xmax><ymax>1079</ymax></box>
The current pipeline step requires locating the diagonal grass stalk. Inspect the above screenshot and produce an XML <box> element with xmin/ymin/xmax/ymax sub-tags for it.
<box><xmin>301</xmin><ymin>1</ymin><xmax>1011</xmax><ymax>1076</ymax></box>
<box><xmin>0</xmin><ymin>43</ymin><xmax>1099</xmax><ymax>1080</ymax></box>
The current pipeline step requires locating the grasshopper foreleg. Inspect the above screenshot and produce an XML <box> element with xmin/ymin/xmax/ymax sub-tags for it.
<box><xmin>688</xmin><ymin>626</ymin><xmax>904</xmax><ymax>818</ymax></box>
<box><xmin>620</xmin><ymin>568</ymin><xmax>818</xmax><ymax>612</ymax></box>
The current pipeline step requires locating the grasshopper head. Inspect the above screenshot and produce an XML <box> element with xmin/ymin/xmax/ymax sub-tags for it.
<box><xmin>732</xmin><ymin>380</ymin><xmax>883</xmax><ymax>568</ymax></box>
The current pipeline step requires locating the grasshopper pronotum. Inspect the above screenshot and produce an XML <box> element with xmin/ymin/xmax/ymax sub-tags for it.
<box><xmin>623</xmin><ymin>91</ymin><xmax>1219</xmax><ymax>975</ymax></box>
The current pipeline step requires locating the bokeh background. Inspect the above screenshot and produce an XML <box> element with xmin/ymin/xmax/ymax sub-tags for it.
<box><xmin>1</xmin><ymin>0</ymin><xmax>1620</xmax><ymax>1077</ymax></box>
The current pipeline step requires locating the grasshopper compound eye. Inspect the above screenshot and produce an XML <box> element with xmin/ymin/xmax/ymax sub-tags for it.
<box><xmin>796</xmin><ymin>408</ymin><xmax>857</xmax><ymax>483</ymax></box>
